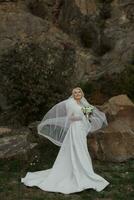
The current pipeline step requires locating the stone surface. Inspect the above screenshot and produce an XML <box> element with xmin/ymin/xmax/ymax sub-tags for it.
<box><xmin>74</xmin><ymin>0</ymin><xmax>97</xmax><ymax>16</ymax></box>
<box><xmin>87</xmin><ymin>94</ymin><xmax>134</xmax><ymax>162</ymax></box>
<box><xmin>0</xmin><ymin>126</ymin><xmax>38</xmax><ymax>159</ymax></box>
<box><xmin>59</xmin><ymin>0</ymin><xmax>134</xmax><ymax>74</ymax></box>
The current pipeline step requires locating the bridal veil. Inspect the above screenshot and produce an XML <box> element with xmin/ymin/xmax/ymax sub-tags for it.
<box><xmin>37</xmin><ymin>96</ymin><xmax>108</xmax><ymax>147</ymax></box>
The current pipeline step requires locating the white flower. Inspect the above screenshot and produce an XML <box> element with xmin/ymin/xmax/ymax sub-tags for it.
<box><xmin>81</xmin><ymin>105</ymin><xmax>94</xmax><ymax>120</ymax></box>
<box><xmin>81</xmin><ymin>105</ymin><xmax>94</xmax><ymax>114</ymax></box>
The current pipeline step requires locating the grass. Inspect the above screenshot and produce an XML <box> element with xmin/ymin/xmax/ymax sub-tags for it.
<box><xmin>0</xmin><ymin>140</ymin><xmax>134</xmax><ymax>200</ymax></box>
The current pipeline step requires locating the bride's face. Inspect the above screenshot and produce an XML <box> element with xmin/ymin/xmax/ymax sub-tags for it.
<box><xmin>73</xmin><ymin>89</ymin><xmax>82</xmax><ymax>100</ymax></box>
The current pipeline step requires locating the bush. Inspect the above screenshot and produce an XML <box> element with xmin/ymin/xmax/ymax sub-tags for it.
<box><xmin>0</xmin><ymin>42</ymin><xmax>75</xmax><ymax>125</ymax></box>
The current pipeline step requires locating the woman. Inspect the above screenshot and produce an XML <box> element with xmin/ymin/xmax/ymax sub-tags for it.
<box><xmin>21</xmin><ymin>87</ymin><xmax>109</xmax><ymax>194</ymax></box>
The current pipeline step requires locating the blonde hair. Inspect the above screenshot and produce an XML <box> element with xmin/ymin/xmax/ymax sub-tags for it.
<box><xmin>72</xmin><ymin>87</ymin><xmax>84</xmax><ymax>98</ymax></box>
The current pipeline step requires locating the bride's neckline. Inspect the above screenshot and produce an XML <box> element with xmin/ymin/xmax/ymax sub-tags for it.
<box><xmin>76</xmin><ymin>101</ymin><xmax>82</xmax><ymax>107</ymax></box>
<box><xmin>72</xmin><ymin>98</ymin><xmax>82</xmax><ymax>107</ymax></box>
<box><xmin>75</xmin><ymin>100</ymin><xmax>81</xmax><ymax>105</ymax></box>
<box><xmin>76</xmin><ymin>102</ymin><xmax>81</xmax><ymax>105</ymax></box>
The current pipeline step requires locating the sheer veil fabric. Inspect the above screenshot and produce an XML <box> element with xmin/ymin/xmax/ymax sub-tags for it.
<box><xmin>37</xmin><ymin>96</ymin><xmax>108</xmax><ymax>147</ymax></box>
<box><xmin>21</xmin><ymin>96</ymin><xmax>109</xmax><ymax>194</ymax></box>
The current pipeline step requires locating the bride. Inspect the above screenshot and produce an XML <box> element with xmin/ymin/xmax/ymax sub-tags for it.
<box><xmin>21</xmin><ymin>87</ymin><xmax>109</xmax><ymax>194</ymax></box>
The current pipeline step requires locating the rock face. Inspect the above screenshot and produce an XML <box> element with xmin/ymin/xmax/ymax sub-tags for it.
<box><xmin>0</xmin><ymin>0</ymin><xmax>134</xmax><ymax>126</ymax></box>
<box><xmin>59</xmin><ymin>0</ymin><xmax>134</xmax><ymax>73</ymax></box>
<box><xmin>88</xmin><ymin>94</ymin><xmax>134</xmax><ymax>162</ymax></box>
<box><xmin>0</xmin><ymin>1</ymin><xmax>77</xmax><ymax>125</ymax></box>
<box><xmin>74</xmin><ymin>0</ymin><xmax>97</xmax><ymax>15</ymax></box>
<box><xmin>0</xmin><ymin>126</ymin><xmax>38</xmax><ymax>159</ymax></box>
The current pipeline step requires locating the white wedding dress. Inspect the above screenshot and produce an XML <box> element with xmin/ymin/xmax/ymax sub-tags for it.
<box><xmin>21</xmin><ymin>100</ymin><xmax>109</xmax><ymax>194</ymax></box>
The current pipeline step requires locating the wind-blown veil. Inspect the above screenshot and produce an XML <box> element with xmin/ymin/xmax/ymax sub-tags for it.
<box><xmin>37</xmin><ymin>95</ymin><xmax>108</xmax><ymax>147</ymax></box>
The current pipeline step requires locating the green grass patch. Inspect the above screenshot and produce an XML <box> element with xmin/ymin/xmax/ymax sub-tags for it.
<box><xmin>0</xmin><ymin>142</ymin><xmax>134</xmax><ymax>200</ymax></box>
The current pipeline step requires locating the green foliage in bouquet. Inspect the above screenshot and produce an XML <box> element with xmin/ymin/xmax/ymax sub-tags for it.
<box><xmin>81</xmin><ymin>105</ymin><xmax>94</xmax><ymax>120</ymax></box>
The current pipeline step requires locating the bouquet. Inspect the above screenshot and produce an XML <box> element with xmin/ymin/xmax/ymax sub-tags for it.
<box><xmin>81</xmin><ymin>105</ymin><xmax>94</xmax><ymax>121</ymax></box>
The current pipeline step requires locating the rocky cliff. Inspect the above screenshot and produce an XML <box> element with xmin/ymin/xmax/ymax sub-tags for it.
<box><xmin>0</xmin><ymin>0</ymin><xmax>134</xmax><ymax>125</ymax></box>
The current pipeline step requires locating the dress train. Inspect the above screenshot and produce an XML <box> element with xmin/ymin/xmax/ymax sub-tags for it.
<box><xmin>21</xmin><ymin>120</ymin><xmax>109</xmax><ymax>194</ymax></box>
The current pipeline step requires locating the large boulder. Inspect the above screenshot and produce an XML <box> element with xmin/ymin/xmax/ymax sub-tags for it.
<box><xmin>0</xmin><ymin>126</ymin><xmax>38</xmax><ymax>159</ymax></box>
<box><xmin>88</xmin><ymin>94</ymin><xmax>134</xmax><ymax>162</ymax></box>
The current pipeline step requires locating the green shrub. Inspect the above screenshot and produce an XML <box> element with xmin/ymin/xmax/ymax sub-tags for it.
<box><xmin>0</xmin><ymin>42</ymin><xmax>75</xmax><ymax>125</ymax></box>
